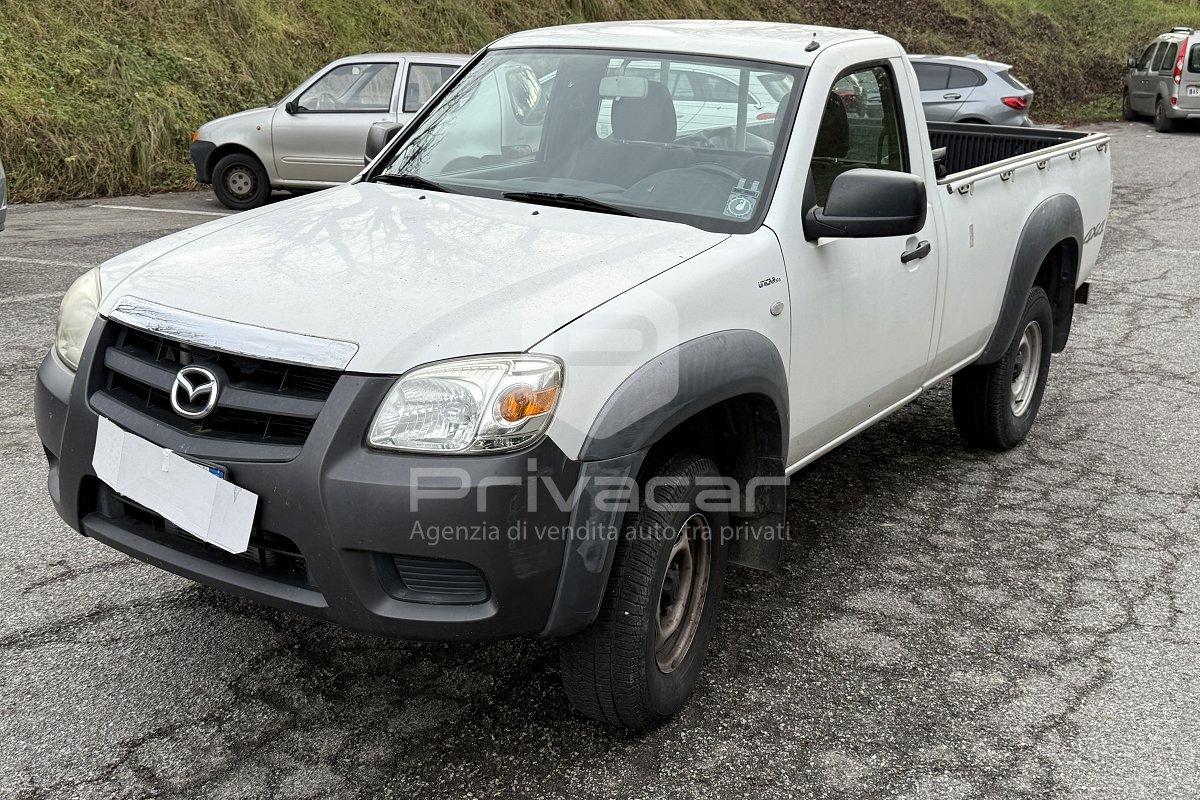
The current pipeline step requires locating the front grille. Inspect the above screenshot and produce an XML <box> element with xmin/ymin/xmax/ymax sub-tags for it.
<box><xmin>95</xmin><ymin>322</ymin><xmax>340</xmax><ymax>448</ymax></box>
<box><xmin>383</xmin><ymin>555</ymin><xmax>491</xmax><ymax>605</ymax></box>
<box><xmin>96</xmin><ymin>482</ymin><xmax>315</xmax><ymax>590</ymax></box>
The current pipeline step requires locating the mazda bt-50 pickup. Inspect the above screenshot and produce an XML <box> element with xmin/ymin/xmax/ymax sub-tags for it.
<box><xmin>36</xmin><ymin>21</ymin><xmax>1111</xmax><ymax>729</ymax></box>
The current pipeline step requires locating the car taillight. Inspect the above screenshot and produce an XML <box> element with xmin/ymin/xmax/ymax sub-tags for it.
<box><xmin>1175</xmin><ymin>38</ymin><xmax>1189</xmax><ymax>85</ymax></box>
<box><xmin>1002</xmin><ymin>96</ymin><xmax>1029</xmax><ymax>110</ymax></box>
<box><xmin>757</xmin><ymin>112</ymin><xmax>776</xmax><ymax>121</ymax></box>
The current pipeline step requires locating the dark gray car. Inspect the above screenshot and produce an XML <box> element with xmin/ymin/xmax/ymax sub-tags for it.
<box><xmin>1123</xmin><ymin>28</ymin><xmax>1200</xmax><ymax>132</ymax></box>
<box><xmin>909</xmin><ymin>55</ymin><xmax>1034</xmax><ymax>126</ymax></box>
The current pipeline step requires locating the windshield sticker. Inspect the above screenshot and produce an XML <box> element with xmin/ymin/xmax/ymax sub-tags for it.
<box><xmin>724</xmin><ymin>179</ymin><xmax>761</xmax><ymax>220</ymax></box>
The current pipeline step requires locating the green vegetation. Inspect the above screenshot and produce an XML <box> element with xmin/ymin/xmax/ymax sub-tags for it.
<box><xmin>2</xmin><ymin>0</ymin><xmax>1198</xmax><ymax>202</ymax></box>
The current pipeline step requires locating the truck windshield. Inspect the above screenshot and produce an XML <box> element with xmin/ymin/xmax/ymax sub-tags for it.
<box><xmin>375</xmin><ymin>48</ymin><xmax>803</xmax><ymax>232</ymax></box>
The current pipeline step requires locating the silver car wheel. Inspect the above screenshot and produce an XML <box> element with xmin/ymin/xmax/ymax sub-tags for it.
<box><xmin>1010</xmin><ymin>319</ymin><xmax>1043</xmax><ymax>417</ymax></box>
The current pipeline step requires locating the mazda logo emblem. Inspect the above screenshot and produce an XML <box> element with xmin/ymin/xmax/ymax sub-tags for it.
<box><xmin>170</xmin><ymin>366</ymin><xmax>220</xmax><ymax>420</ymax></box>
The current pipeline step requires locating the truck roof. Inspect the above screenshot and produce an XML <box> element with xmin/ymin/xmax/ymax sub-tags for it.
<box><xmin>492</xmin><ymin>20</ymin><xmax>883</xmax><ymax>67</ymax></box>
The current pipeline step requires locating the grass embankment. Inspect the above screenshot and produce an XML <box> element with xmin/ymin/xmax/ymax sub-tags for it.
<box><xmin>2</xmin><ymin>0</ymin><xmax>1198</xmax><ymax>202</ymax></box>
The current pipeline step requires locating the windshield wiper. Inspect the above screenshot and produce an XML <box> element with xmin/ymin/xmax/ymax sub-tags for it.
<box><xmin>372</xmin><ymin>173</ymin><xmax>457</xmax><ymax>194</ymax></box>
<box><xmin>501</xmin><ymin>191</ymin><xmax>639</xmax><ymax>218</ymax></box>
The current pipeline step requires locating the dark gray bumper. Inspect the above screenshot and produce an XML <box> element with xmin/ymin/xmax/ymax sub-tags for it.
<box><xmin>34</xmin><ymin>324</ymin><xmax>634</xmax><ymax>641</ymax></box>
<box><xmin>189</xmin><ymin>140</ymin><xmax>216</xmax><ymax>184</ymax></box>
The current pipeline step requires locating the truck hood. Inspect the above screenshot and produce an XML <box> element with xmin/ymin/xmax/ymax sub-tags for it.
<box><xmin>98</xmin><ymin>183</ymin><xmax>727</xmax><ymax>374</ymax></box>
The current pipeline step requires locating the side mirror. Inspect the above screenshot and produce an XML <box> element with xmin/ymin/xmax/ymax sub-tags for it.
<box><xmin>1127</xmin><ymin>56</ymin><xmax>1138</xmax><ymax>69</ymax></box>
<box><xmin>364</xmin><ymin>121</ymin><xmax>405</xmax><ymax>163</ymax></box>
<box><xmin>804</xmin><ymin>169</ymin><xmax>927</xmax><ymax>241</ymax></box>
<box><xmin>284</xmin><ymin>99</ymin><xmax>299</xmax><ymax>115</ymax></box>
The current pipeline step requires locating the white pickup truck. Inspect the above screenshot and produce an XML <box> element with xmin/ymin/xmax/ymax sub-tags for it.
<box><xmin>36</xmin><ymin>21</ymin><xmax>1111</xmax><ymax>729</ymax></box>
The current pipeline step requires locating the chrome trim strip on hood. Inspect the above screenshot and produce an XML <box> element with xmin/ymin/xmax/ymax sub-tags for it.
<box><xmin>108</xmin><ymin>296</ymin><xmax>359</xmax><ymax>371</ymax></box>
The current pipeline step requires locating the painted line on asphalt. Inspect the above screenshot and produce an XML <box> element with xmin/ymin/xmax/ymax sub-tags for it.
<box><xmin>91</xmin><ymin>204</ymin><xmax>233</xmax><ymax>218</ymax></box>
<box><xmin>0</xmin><ymin>256</ymin><xmax>94</xmax><ymax>269</ymax></box>
<box><xmin>0</xmin><ymin>291</ymin><xmax>64</xmax><ymax>306</ymax></box>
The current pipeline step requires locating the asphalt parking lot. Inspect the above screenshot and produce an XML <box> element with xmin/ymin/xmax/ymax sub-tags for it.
<box><xmin>1</xmin><ymin>121</ymin><xmax>1198</xmax><ymax>799</ymax></box>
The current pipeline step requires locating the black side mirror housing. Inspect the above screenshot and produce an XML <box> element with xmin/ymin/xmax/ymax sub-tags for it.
<box><xmin>284</xmin><ymin>99</ymin><xmax>299</xmax><ymax>115</ymax></box>
<box><xmin>1127</xmin><ymin>55</ymin><xmax>1138</xmax><ymax>69</ymax></box>
<box><xmin>803</xmin><ymin>169</ymin><xmax>927</xmax><ymax>241</ymax></box>
<box><xmin>364</xmin><ymin>121</ymin><xmax>405</xmax><ymax>164</ymax></box>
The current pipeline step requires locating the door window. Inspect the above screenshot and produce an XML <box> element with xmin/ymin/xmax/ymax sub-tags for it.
<box><xmin>297</xmin><ymin>63</ymin><xmax>398</xmax><ymax>112</ymax></box>
<box><xmin>1151</xmin><ymin>41</ymin><xmax>1172</xmax><ymax>71</ymax></box>
<box><xmin>913</xmin><ymin>63</ymin><xmax>950</xmax><ymax>91</ymax></box>
<box><xmin>811</xmin><ymin>65</ymin><xmax>908</xmax><ymax>205</ymax></box>
<box><xmin>404</xmin><ymin>64</ymin><xmax>460</xmax><ymax>113</ymax></box>
<box><xmin>1138</xmin><ymin>43</ymin><xmax>1158</xmax><ymax>70</ymax></box>
<box><xmin>1190</xmin><ymin>45</ymin><xmax>1200</xmax><ymax>73</ymax></box>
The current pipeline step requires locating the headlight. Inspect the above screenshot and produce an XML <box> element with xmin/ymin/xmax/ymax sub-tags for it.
<box><xmin>54</xmin><ymin>268</ymin><xmax>102</xmax><ymax>371</ymax></box>
<box><xmin>368</xmin><ymin>355</ymin><xmax>562</xmax><ymax>453</ymax></box>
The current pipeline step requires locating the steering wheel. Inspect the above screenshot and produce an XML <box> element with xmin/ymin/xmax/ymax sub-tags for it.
<box><xmin>315</xmin><ymin>92</ymin><xmax>339</xmax><ymax>111</ymax></box>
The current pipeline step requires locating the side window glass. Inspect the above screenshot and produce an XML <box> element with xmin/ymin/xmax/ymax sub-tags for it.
<box><xmin>1138</xmin><ymin>44</ymin><xmax>1158</xmax><ymax>70</ymax></box>
<box><xmin>404</xmin><ymin>64</ymin><xmax>459</xmax><ymax>113</ymax></box>
<box><xmin>811</xmin><ymin>65</ymin><xmax>908</xmax><ymax>206</ymax></box>
<box><xmin>1161</xmin><ymin>43</ymin><xmax>1180</xmax><ymax>72</ymax></box>
<box><xmin>1190</xmin><ymin>45</ymin><xmax>1200</xmax><ymax>73</ymax></box>
<box><xmin>947</xmin><ymin>67</ymin><xmax>983</xmax><ymax>89</ymax></box>
<box><xmin>298</xmin><ymin>63</ymin><xmax>397</xmax><ymax>112</ymax></box>
<box><xmin>1151</xmin><ymin>42</ymin><xmax>1171</xmax><ymax>71</ymax></box>
<box><xmin>913</xmin><ymin>63</ymin><xmax>950</xmax><ymax>91</ymax></box>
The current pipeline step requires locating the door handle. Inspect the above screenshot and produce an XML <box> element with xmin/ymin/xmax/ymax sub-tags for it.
<box><xmin>943</xmin><ymin>93</ymin><xmax>962</xmax><ymax>100</ymax></box>
<box><xmin>901</xmin><ymin>241</ymin><xmax>931</xmax><ymax>264</ymax></box>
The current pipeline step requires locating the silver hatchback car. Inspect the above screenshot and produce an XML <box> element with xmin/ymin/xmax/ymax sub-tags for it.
<box><xmin>191</xmin><ymin>52</ymin><xmax>467</xmax><ymax>210</ymax></box>
<box><xmin>1123</xmin><ymin>28</ymin><xmax>1200</xmax><ymax>132</ymax></box>
<box><xmin>908</xmin><ymin>55</ymin><xmax>1034</xmax><ymax>126</ymax></box>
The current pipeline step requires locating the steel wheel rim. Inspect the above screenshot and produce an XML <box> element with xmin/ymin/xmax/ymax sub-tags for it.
<box><xmin>1010</xmin><ymin>319</ymin><xmax>1043</xmax><ymax>417</ymax></box>
<box><xmin>655</xmin><ymin>513</ymin><xmax>712</xmax><ymax>674</ymax></box>
<box><xmin>225</xmin><ymin>167</ymin><xmax>256</xmax><ymax>199</ymax></box>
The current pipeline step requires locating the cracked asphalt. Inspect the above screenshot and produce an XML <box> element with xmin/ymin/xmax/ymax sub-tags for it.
<box><xmin>2</xmin><ymin>121</ymin><xmax>1198</xmax><ymax>799</ymax></box>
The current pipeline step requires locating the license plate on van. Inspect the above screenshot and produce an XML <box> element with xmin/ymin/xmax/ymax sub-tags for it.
<box><xmin>1189</xmin><ymin>87</ymin><xmax>1200</xmax><ymax>97</ymax></box>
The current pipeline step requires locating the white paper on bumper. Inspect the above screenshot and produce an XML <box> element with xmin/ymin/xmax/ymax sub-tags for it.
<box><xmin>92</xmin><ymin>416</ymin><xmax>258</xmax><ymax>553</ymax></box>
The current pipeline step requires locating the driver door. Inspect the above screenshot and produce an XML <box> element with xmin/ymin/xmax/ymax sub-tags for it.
<box><xmin>271</xmin><ymin>60</ymin><xmax>401</xmax><ymax>184</ymax></box>
<box><xmin>776</xmin><ymin>62</ymin><xmax>941</xmax><ymax>460</ymax></box>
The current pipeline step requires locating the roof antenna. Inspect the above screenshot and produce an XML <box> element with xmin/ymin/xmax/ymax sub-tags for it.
<box><xmin>805</xmin><ymin>33</ymin><xmax>820</xmax><ymax>52</ymax></box>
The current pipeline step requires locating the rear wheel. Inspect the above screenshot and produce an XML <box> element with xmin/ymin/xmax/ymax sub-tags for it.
<box><xmin>559</xmin><ymin>454</ymin><xmax>729</xmax><ymax>729</ymax></box>
<box><xmin>1122</xmin><ymin>89</ymin><xmax>1138</xmax><ymax>121</ymax></box>
<box><xmin>212</xmin><ymin>152</ymin><xmax>271</xmax><ymax>210</ymax></box>
<box><xmin>1155</xmin><ymin>98</ymin><xmax>1174</xmax><ymax>132</ymax></box>
<box><xmin>952</xmin><ymin>286</ymin><xmax>1053</xmax><ymax>451</ymax></box>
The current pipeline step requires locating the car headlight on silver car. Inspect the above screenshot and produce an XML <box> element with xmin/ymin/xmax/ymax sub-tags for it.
<box><xmin>54</xmin><ymin>267</ymin><xmax>102</xmax><ymax>370</ymax></box>
<box><xmin>368</xmin><ymin>355</ymin><xmax>563</xmax><ymax>453</ymax></box>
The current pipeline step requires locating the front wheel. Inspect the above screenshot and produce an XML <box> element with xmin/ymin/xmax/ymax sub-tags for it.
<box><xmin>952</xmin><ymin>286</ymin><xmax>1054</xmax><ymax>451</ymax></box>
<box><xmin>211</xmin><ymin>153</ymin><xmax>271</xmax><ymax>210</ymax></box>
<box><xmin>1122</xmin><ymin>89</ymin><xmax>1138</xmax><ymax>121</ymax></box>
<box><xmin>559</xmin><ymin>454</ymin><xmax>729</xmax><ymax>729</ymax></box>
<box><xmin>1155</xmin><ymin>98</ymin><xmax>1175</xmax><ymax>133</ymax></box>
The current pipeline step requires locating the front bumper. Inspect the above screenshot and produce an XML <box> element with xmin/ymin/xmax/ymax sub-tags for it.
<box><xmin>35</xmin><ymin>323</ymin><xmax>633</xmax><ymax>641</ymax></box>
<box><xmin>189</xmin><ymin>140</ymin><xmax>216</xmax><ymax>184</ymax></box>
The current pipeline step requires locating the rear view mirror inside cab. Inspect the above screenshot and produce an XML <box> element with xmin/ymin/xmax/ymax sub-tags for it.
<box><xmin>599</xmin><ymin>76</ymin><xmax>649</xmax><ymax>99</ymax></box>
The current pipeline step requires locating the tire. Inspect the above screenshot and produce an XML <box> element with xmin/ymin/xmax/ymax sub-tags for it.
<box><xmin>559</xmin><ymin>454</ymin><xmax>729</xmax><ymax>729</ymax></box>
<box><xmin>1154</xmin><ymin>98</ymin><xmax>1174</xmax><ymax>133</ymax></box>
<box><xmin>1122</xmin><ymin>89</ymin><xmax>1138</xmax><ymax>121</ymax></box>
<box><xmin>211</xmin><ymin>152</ymin><xmax>271</xmax><ymax>210</ymax></box>
<box><xmin>952</xmin><ymin>286</ymin><xmax>1053</xmax><ymax>451</ymax></box>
